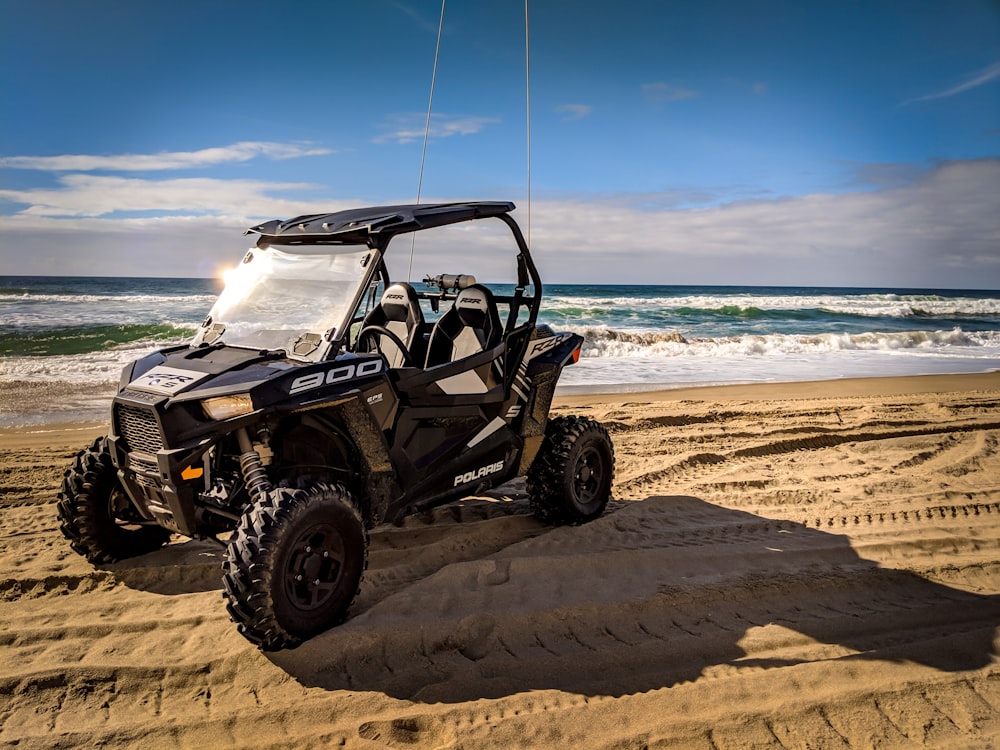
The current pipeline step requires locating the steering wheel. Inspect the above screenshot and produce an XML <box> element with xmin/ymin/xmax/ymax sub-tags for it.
<box><xmin>356</xmin><ymin>325</ymin><xmax>414</xmax><ymax>367</ymax></box>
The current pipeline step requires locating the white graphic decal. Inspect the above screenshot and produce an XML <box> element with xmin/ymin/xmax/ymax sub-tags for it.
<box><xmin>130</xmin><ymin>366</ymin><xmax>210</xmax><ymax>396</ymax></box>
<box><xmin>437</xmin><ymin>370</ymin><xmax>488</xmax><ymax>395</ymax></box>
<box><xmin>525</xmin><ymin>332</ymin><xmax>572</xmax><ymax>361</ymax></box>
<box><xmin>467</xmin><ymin>416</ymin><xmax>507</xmax><ymax>448</ymax></box>
<box><xmin>290</xmin><ymin>359</ymin><xmax>384</xmax><ymax>395</ymax></box>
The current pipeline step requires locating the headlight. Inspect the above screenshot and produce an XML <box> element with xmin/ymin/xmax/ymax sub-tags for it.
<box><xmin>202</xmin><ymin>394</ymin><xmax>254</xmax><ymax>420</ymax></box>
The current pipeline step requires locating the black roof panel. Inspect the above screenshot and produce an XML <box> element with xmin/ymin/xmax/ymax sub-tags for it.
<box><xmin>248</xmin><ymin>201</ymin><xmax>515</xmax><ymax>245</ymax></box>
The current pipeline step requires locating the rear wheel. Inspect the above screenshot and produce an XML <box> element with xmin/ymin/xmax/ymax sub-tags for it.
<box><xmin>527</xmin><ymin>416</ymin><xmax>615</xmax><ymax>525</ymax></box>
<box><xmin>57</xmin><ymin>436</ymin><xmax>172</xmax><ymax>564</ymax></box>
<box><xmin>222</xmin><ymin>482</ymin><xmax>367</xmax><ymax>650</ymax></box>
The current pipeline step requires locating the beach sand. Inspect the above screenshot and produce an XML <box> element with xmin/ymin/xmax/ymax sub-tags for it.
<box><xmin>2</xmin><ymin>372</ymin><xmax>999</xmax><ymax>748</ymax></box>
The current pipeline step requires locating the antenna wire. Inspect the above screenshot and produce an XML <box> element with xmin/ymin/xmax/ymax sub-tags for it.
<box><xmin>408</xmin><ymin>0</ymin><xmax>446</xmax><ymax>281</ymax></box>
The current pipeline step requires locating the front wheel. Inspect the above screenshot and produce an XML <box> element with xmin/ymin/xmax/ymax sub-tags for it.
<box><xmin>527</xmin><ymin>416</ymin><xmax>615</xmax><ymax>525</ymax></box>
<box><xmin>222</xmin><ymin>482</ymin><xmax>368</xmax><ymax>651</ymax></box>
<box><xmin>57</xmin><ymin>436</ymin><xmax>172</xmax><ymax>564</ymax></box>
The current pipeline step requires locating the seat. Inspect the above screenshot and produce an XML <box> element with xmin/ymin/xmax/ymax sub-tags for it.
<box><xmin>424</xmin><ymin>284</ymin><xmax>502</xmax><ymax>368</ymax></box>
<box><xmin>359</xmin><ymin>282</ymin><xmax>425</xmax><ymax>367</ymax></box>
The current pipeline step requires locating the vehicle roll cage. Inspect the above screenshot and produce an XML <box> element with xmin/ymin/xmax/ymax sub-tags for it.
<box><xmin>246</xmin><ymin>202</ymin><xmax>542</xmax><ymax>356</ymax></box>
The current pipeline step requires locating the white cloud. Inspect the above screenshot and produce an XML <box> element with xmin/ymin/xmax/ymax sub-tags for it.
<box><xmin>0</xmin><ymin>141</ymin><xmax>332</xmax><ymax>172</ymax></box>
<box><xmin>373</xmin><ymin>114</ymin><xmax>501</xmax><ymax>144</ymax></box>
<box><xmin>0</xmin><ymin>213</ymin><xmax>262</xmax><ymax>277</ymax></box>
<box><xmin>0</xmin><ymin>174</ymin><xmax>334</xmax><ymax>218</ymax></box>
<box><xmin>641</xmin><ymin>82</ymin><xmax>699</xmax><ymax>104</ymax></box>
<box><xmin>524</xmin><ymin>159</ymin><xmax>1000</xmax><ymax>288</ymax></box>
<box><xmin>554</xmin><ymin>104</ymin><xmax>593</xmax><ymax>121</ymax></box>
<box><xmin>903</xmin><ymin>60</ymin><xmax>1000</xmax><ymax>105</ymax></box>
<box><xmin>2</xmin><ymin>160</ymin><xmax>998</xmax><ymax>288</ymax></box>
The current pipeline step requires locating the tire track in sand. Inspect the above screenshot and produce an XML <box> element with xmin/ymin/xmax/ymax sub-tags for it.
<box><xmin>2</xmin><ymin>388</ymin><xmax>999</xmax><ymax>748</ymax></box>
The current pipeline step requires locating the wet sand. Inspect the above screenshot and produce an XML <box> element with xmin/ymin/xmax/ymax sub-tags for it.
<box><xmin>2</xmin><ymin>372</ymin><xmax>999</xmax><ymax>748</ymax></box>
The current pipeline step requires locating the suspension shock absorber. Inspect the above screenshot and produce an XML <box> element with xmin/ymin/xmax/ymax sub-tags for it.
<box><xmin>236</xmin><ymin>427</ymin><xmax>273</xmax><ymax>505</ymax></box>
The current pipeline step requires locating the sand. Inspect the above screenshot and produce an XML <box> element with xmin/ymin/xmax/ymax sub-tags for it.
<box><xmin>2</xmin><ymin>372</ymin><xmax>999</xmax><ymax>748</ymax></box>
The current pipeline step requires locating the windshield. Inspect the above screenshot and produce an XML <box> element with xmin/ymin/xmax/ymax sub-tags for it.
<box><xmin>193</xmin><ymin>245</ymin><xmax>375</xmax><ymax>360</ymax></box>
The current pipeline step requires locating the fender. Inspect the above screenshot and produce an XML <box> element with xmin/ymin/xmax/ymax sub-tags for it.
<box><xmin>283</xmin><ymin>398</ymin><xmax>400</xmax><ymax>527</ymax></box>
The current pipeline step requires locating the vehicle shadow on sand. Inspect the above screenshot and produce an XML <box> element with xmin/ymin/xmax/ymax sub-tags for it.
<box><xmin>107</xmin><ymin>537</ymin><xmax>227</xmax><ymax>595</ymax></box>
<box><xmin>268</xmin><ymin>494</ymin><xmax>1000</xmax><ymax>702</ymax></box>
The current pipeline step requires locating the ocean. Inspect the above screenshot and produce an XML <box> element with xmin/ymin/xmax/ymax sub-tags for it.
<box><xmin>2</xmin><ymin>275</ymin><xmax>999</xmax><ymax>426</ymax></box>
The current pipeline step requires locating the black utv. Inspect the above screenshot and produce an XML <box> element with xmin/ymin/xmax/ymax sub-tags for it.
<box><xmin>58</xmin><ymin>201</ymin><xmax>614</xmax><ymax>650</ymax></box>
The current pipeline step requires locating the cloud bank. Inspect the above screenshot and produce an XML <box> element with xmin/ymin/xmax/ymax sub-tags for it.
<box><xmin>0</xmin><ymin>175</ymin><xmax>326</xmax><ymax>218</ymax></box>
<box><xmin>0</xmin><ymin>142</ymin><xmax>332</xmax><ymax>172</ymax></box>
<box><xmin>528</xmin><ymin>159</ymin><xmax>1000</xmax><ymax>288</ymax></box>
<box><xmin>1</xmin><ymin>154</ymin><xmax>997</xmax><ymax>288</ymax></box>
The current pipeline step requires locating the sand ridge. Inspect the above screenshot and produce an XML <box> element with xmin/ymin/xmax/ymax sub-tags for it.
<box><xmin>1</xmin><ymin>374</ymin><xmax>999</xmax><ymax>748</ymax></box>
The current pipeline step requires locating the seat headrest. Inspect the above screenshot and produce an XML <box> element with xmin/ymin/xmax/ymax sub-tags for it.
<box><xmin>455</xmin><ymin>285</ymin><xmax>491</xmax><ymax>326</ymax></box>
<box><xmin>380</xmin><ymin>283</ymin><xmax>418</xmax><ymax>323</ymax></box>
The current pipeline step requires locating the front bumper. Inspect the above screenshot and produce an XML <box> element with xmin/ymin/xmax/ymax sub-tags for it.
<box><xmin>109</xmin><ymin>391</ymin><xmax>213</xmax><ymax>536</ymax></box>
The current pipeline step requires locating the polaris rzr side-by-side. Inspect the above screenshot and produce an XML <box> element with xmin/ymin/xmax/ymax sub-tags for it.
<box><xmin>58</xmin><ymin>202</ymin><xmax>615</xmax><ymax>650</ymax></box>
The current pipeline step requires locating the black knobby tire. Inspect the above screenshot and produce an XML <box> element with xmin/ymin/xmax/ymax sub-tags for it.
<box><xmin>527</xmin><ymin>415</ymin><xmax>615</xmax><ymax>525</ymax></box>
<box><xmin>57</xmin><ymin>436</ymin><xmax>172</xmax><ymax>564</ymax></box>
<box><xmin>222</xmin><ymin>482</ymin><xmax>368</xmax><ymax>651</ymax></box>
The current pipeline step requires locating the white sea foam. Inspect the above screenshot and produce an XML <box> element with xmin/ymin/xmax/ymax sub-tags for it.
<box><xmin>4</xmin><ymin>326</ymin><xmax>997</xmax><ymax>390</ymax></box>
<box><xmin>3</xmin><ymin>279</ymin><xmax>998</xmax><ymax>425</ymax></box>
<box><xmin>545</xmin><ymin>293</ymin><xmax>1000</xmax><ymax>318</ymax></box>
<box><xmin>0</xmin><ymin>337</ymin><xmax>188</xmax><ymax>383</ymax></box>
<box><xmin>0</xmin><ymin>292</ymin><xmax>219</xmax><ymax>305</ymax></box>
<box><xmin>573</xmin><ymin>326</ymin><xmax>1000</xmax><ymax>359</ymax></box>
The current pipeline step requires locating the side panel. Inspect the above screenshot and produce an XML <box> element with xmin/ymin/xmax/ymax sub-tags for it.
<box><xmin>382</xmin><ymin>341</ymin><xmax>526</xmax><ymax>520</ymax></box>
<box><xmin>386</xmin><ymin>404</ymin><xmax>521</xmax><ymax>520</ymax></box>
<box><xmin>516</xmin><ymin>332</ymin><xmax>583</xmax><ymax>473</ymax></box>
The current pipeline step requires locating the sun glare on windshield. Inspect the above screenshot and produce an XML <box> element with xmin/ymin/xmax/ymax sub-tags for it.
<box><xmin>196</xmin><ymin>246</ymin><xmax>375</xmax><ymax>360</ymax></box>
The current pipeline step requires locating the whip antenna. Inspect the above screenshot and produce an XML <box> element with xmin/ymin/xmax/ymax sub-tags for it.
<box><xmin>525</xmin><ymin>0</ymin><xmax>532</xmax><ymax>246</ymax></box>
<box><xmin>408</xmin><ymin>0</ymin><xmax>447</xmax><ymax>281</ymax></box>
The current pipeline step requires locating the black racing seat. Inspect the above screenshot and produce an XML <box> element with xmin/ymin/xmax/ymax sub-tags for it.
<box><xmin>424</xmin><ymin>284</ymin><xmax>502</xmax><ymax>368</ymax></box>
<box><xmin>360</xmin><ymin>282</ymin><xmax>425</xmax><ymax>367</ymax></box>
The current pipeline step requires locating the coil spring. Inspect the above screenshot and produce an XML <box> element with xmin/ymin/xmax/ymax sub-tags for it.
<box><xmin>239</xmin><ymin>449</ymin><xmax>272</xmax><ymax>505</ymax></box>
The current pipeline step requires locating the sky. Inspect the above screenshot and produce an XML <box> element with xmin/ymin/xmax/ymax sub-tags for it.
<box><xmin>1</xmin><ymin>0</ymin><xmax>998</xmax><ymax>287</ymax></box>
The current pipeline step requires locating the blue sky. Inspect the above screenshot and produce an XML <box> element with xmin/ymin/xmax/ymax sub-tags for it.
<box><xmin>1</xmin><ymin>0</ymin><xmax>998</xmax><ymax>286</ymax></box>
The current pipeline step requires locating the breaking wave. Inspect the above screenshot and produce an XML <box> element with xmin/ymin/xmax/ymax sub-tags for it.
<box><xmin>544</xmin><ymin>293</ymin><xmax>1000</xmax><ymax>320</ymax></box>
<box><xmin>574</xmin><ymin>326</ymin><xmax>1000</xmax><ymax>358</ymax></box>
<box><xmin>0</xmin><ymin>323</ymin><xmax>195</xmax><ymax>357</ymax></box>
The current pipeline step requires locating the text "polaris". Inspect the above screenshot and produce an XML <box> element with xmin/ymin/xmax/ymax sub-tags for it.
<box><xmin>453</xmin><ymin>460</ymin><xmax>504</xmax><ymax>487</ymax></box>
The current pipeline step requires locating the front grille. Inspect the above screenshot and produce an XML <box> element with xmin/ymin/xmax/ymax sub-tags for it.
<box><xmin>116</xmin><ymin>404</ymin><xmax>164</xmax><ymax>454</ymax></box>
<box><xmin>128</xmin><ymin>454</ymin><xmax>159</xmax><ymax>475</ymax></box>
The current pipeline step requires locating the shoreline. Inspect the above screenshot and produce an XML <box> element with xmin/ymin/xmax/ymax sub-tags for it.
<box><xmin>1</xmin><ymin>371</ymin><xmax>996</xmax><ymax>445</ymax></box>
<box><xmin>556</xmin><ymin>370</ymin><xmax>1000</xmax><ymax>406</ymax></box>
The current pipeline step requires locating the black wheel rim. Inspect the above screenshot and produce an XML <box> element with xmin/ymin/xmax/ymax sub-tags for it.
<box><xmin>283</xmin><ymin>523</ymin><xmax>347</xmax><ymax>611</ymax></box>
<box><xmin>108</xmin><ymin>487</ymin><xmax>143</xmax><ymax>530</ymax></box>
<box><xmin>572</xmin><ymin>445</ymin><xmax>604</xmax><ymax>504</ymax></box>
